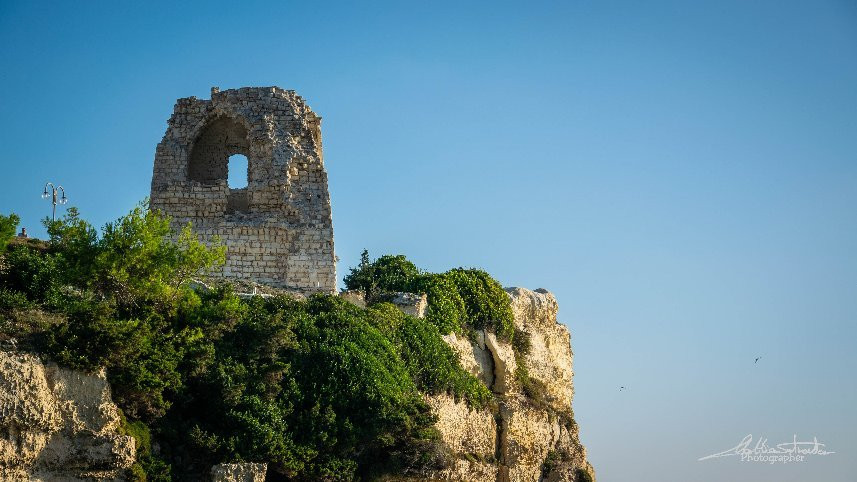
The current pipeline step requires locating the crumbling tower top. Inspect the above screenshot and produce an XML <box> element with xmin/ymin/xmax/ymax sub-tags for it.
<box><xmin>150</xmin><ymin>86</ymin><xmax>335</xmax><ymax>293</ymax></box>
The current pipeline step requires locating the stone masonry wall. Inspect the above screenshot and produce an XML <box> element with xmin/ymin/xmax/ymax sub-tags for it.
<box><xmin>150</xmin><ymin>87</ymin><xmax>336</xmax><ymax>293</ymax></box>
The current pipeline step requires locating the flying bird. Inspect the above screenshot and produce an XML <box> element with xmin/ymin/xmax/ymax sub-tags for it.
<box><xmin>619</xmin><ymin>386</ymin><xmax>626</xmax><ymax>391</ymax></box>
<box><xmin>754</xmin><ymin>357</ymin><xmax>761</xmax><ymax>364</ymax></box>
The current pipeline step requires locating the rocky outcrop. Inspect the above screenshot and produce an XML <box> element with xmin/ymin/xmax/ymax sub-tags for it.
<box><xmin>383</xmin><ymin>292</ymin><xmax>428</xmax><ymax>319</ymax></box>
<box><xmin>394</xmin><ymin>287</ymin><xmax>594</xmax><ymax>482</ymax></box>
<box><xmin>0</xmin><ymin>350</ymin><xmax>135</xmax><ymax>481</ymax></box>
<box><xmin>210</xmin><ymin>463</ymin><xmax>267</xmax><ymax>482</ymax></box>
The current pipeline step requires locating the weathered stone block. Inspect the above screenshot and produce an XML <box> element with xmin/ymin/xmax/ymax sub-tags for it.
<box><xmin>210</xmin><ymin>462</ymin><xmax>267</xmax><ymax>482</ymax></box>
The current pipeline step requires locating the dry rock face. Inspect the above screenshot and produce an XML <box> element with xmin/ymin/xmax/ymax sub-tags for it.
<box><xmin>384</xmin><ymin>292</ymin><xmax>428</xmax><ymax>319</ymax></box>
<box><xmin>389</xmin><ymin>287</ymin><xmax>594</xmax><ymax>482</ymax></box>
<box><xmin>210</xmin><ymin>462</ymin><xmax>267</xmax><ymax>482</ymax></box>
<box><xmin>150</xmin><ymin>86</ymin><xmax>336</xmax><ymax>294</ymax></box>
<box><xmin>0</xmin><ymin>350</ymin><xmax>135</xmax><ymax>481</ymax></box>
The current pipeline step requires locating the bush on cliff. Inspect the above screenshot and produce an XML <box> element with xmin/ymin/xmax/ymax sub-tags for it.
<box><xmin>0</xmin><ymin>204</ymin><xmax>496</xmax><ymax>481</ymax></box>
<box><xmin>0</xmin><ymin>212</ymin><xmax>19</xmax><ymax>253</ymax></box>
<box><xmin>344</xmin><ymin>251</ymin><xmax>515</xmax><ymax>340</ymax></box>
<box><xmin>165</xmin><ymin>293</ymin><xmax>456</xmax><ymax>480</ymax></box>
<box><xmin>343</xmin><ymin>250</ymin><xmax>420</xmax><ymax>301</ymax></box>
<box><xmin>0</xmin><ymin>204</ymin><xmax>226</xmax><ymax>420</ymax></box>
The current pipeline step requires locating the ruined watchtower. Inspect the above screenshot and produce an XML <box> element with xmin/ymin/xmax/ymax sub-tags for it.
<box><xmin>150</xmin><ymin>87</ymin><xmax>335</xmax><ymax>293</ymax></box>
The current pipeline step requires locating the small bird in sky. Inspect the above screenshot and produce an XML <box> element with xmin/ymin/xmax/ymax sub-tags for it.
<box><xmin>754</xmin><ymin>356</ymin><xmax>761</xmax><ymax>364</ymax></box>
<box><xmin>619</xmin><ymin>386</ymin><xmax>626</xmax><ymax>391</ymax></box>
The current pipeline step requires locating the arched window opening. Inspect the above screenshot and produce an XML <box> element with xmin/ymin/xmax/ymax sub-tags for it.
<box><xmin>188</xmin><ymin>115</ymin><xmax>249</xmax><ymax>184</ymax></box>
<box><xmin>228</xmin><ymin>154</ymin><xmax>249</xmax><ymax>189</ymax></box>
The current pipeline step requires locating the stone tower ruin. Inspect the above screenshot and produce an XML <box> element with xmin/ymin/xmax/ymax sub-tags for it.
<box><xmin>150</xmin><ymin>86</ymin><xmax>335</xmax><ymax>293</ymax></box>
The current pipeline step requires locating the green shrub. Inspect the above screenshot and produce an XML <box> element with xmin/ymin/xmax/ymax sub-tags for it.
<box><xmin>0</xmin><ymin>212</ymin><xmax>19</xmax><ymax>253</ymax></box>
<box><xmin>122</xmin><ymin>416</ymin><xmax>152</xmax><ymax>455</ymax></box>
<box><xmin>92</xmin><ymin>203</ymin><xmax>225</xmax><ymax>312</ymax></box>
<box><xmin>576</xmin><ymin>467</ymin><xmax>594</xmax><ymax>482</ymax></box>
<box><xmin>44</xmin><ymin>207</ymin><xmax>99</xmax><ymax>283</ymax></box>
<box><xmin>343</xmin><ymin>252</ymin><xmax>515</xmax><ymax>341</ymax></box>
<box><xmin>513</xmin><ymin>341</ymin><xmax>549</xmax><ymax>409</ymax></box>
<box><xmin>0</xmin><ymin>287</ymin><xmax>32</xmax><ymax>312</ymax></box>
<box><xmin>162</xmin><ymin>294</ymin><xmax>449</xmax><ymax>480</ymax></box>
<box><xmin>0</xmin><ymin>247</ymin><xmax>64</xmax><ymax>307</ymax></box>
<box><xmin>408</xmin><ymin>273</ymin><xmax>467</xmax><ymax>334</ymax></box>
<box><xmin>121</xmin><ymin>410</ymin><xmax>172</xmax><ymax>482</ymax></box>
<box><xmin>541</xmin><ymin>450</ymin><xmax>590</xmax><ymax>481</ymax></box>
<box><xmin>0</xmin><ymin>203</ymin><xmax>227</xmax><ymax>425</ymax></box>
<box><xmin>369</xmin><ymin>255</ymin><xmax>419</xmax><ymax>294</ymax></box>
<box><xmin>343</xmin><ymin>249</ymin><xmax>374</xmax><ymax>297</ymax></box>
<box><xmin>39</xmin><ymin>300</ymin><xmax>202</xmax><ymax>420</ymax></box>
<box><xmin>541</xmin><ymin>449</ymin><xmax>561</xmax><ymax>478</ymax></box>
<box><xmin>368</xmin><ymin>303</ymin><xmax>492</xmax><ymax>409</ymax></box>
<box><xmin>444</xmin><ymin>269</ymin><xmax>514</xmax><ymax>340</ymax></box>
<box><xmin>512</xmin><ymin>328</ymin><xmax>532</xmax><ymax>356</ymax></box>
<box><xmin>343</xmin><ymin>250</ymin><xmax>419</xmax><ymax>302</ymax></box>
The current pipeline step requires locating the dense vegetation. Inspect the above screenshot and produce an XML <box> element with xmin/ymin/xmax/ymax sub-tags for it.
<box><xmin>0</xmin><ymin>205</ymin><xmax>516</xmax><ymax>481</ymax></box>
<box><xmin>344</xmin><ymin>250</ymin><xmax>515</xmax><ymax>340</ymax></box>
<box><xmin>0</xmin><ymin>213</ymin><xmax>18</xmax><ymax>253</ymax></box>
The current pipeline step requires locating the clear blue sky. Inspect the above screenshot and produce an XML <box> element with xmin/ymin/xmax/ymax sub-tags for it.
<box><xmin>1</xmin><ymin>1</ymin><xmax>855</xmax><ymax>480</ymax></box>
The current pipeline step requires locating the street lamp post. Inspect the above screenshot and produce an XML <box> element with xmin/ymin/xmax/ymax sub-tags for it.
<box><xmin>42</xmin><ymin>182</ymin><xmax>68</xmax><ymax>222</ymax></box>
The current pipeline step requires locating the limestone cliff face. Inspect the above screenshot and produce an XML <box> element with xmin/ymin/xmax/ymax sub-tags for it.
<box><xmin>389</xmin><ymin>287</ymin><xmax>594</xmax><ymax>482</ymax></box>
<box><xmin>0</xmin><ymin>350</ymin><xmax>136</xmax><ymax>481</ymax></box>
